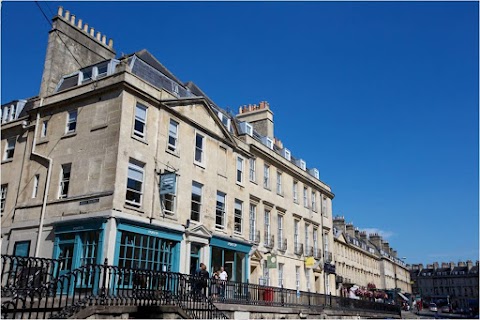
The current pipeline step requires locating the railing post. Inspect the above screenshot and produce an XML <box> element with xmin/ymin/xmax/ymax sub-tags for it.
<box><xmin>281</xmin><ymin>284</ymin><xmax>285</xmax><ymax>307</ymax></box>
<box><xmin>100</xmin><ymin>258</ymin><xmax>108</xmax><ymax>305</ymax></box>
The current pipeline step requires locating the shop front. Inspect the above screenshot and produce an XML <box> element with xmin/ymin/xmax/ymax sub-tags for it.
<box><xmin>114</xmin><ymin>220</ymin><xmax>182</xmax><ymax>273</ymax></box>
<box><xmin>210</xmin><ymin>235</ymin><xmax>251</xmax><ymax>282</ymax></box>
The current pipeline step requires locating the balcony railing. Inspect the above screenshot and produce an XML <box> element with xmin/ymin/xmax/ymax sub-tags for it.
<box><xmin>305</xmin><ymin>246</ymin><xmax>314</xmax><ymax>257</ymax></box>
<box><xmin>251</xmin><ymin>230</ymin><xmax>261</xmax><ymax>244</ymax></box>
<box><xmin>314</xmin><ymin>248</ymin><xmax>322</xmax><ymax>259</ymax></box>
<box><xmin>278</xmin><ymin>238</ymin><xmax>287</xmax><ymax>252</ymax></box>
<box><xmin>264</xmin><ymin>233</ymin><xmax>274</xmax><ymax>249</ymax></box>
<box><xmin>294</xmin><ymin>243</ymin><xmax>304</xmax><ymax>255</ymax></box>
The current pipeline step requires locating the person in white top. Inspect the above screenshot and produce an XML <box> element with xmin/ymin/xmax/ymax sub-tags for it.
<box><xmin>219</xmin><ymin>266</ymin><xmax>228</xmax><ymax>298</ymax></box>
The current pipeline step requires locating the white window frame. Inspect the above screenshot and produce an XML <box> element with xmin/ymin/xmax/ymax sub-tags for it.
<box><xmin>32</xmin><ymin>174</ymin><xmax>40</xmax><ymax>198</ymax></box>
<box><xmin>167</xmin><ymin>119</ymin><xmax>179</xmax><ymax>152</ymax></box>
<box><xmin>1</xmin><ymin>184</ymin><xmax>7</xmax><ymax>213</ymax></box>
<box><xmin>305</xmin><ymin>223</ymin><xmax>310</xmax><ymax>250</ymax></box>
<box><xmin>313</xmin><ymin>228</ymin><xmax>318</xmax><ymax>254</ymax></box>
<box><xmin>276</xmin><ymin>171</ymin><xmax>282</xmax><ymax>195</ymax></box>
<box><xmin>190</xmin><ymin>181</ymin><xmax>202</xmax><ymax>222</ymax></box>
<box><xmin>194</xmin><ymin>132</ymin><xmax>205</xmax><ymax>165</ymax></box>
<box><xmin>249</xmin><ymin>158</ymin><xmax>256</xmax><ymax>182</ymax></box>
<box><xmin>234</xmin><ymin>199</ymin><xmax>243</xmax><ymax>234</ymax></box>
<box><xmin>294</xmin><ymin>220</ymin><xmax>299</xmax><ymax>250</ymax></box>
<box><xmin>215</xmin><ymin>191</ymin><xmax>226</xmax><ymax>229</ymax></box>
<box><xmin>59</xmin><ymin>163</ymin><xmax>72</xmax><ymax>199</ymax></box>
<box><xmin>303</xmin><ymin>186</ymin><xmax>308</xmax><ymax>208</ymax></box>
<box><xmin>236</xmin><ymin>157</ymin><xmax>244</xmax><ymax>184</ymax></box>
<box><xmin>263</xmin><ymin>164</ymin><xmax>270</xmax><ymax>189</ymax></box>
<box><xmin>293</xmin><ymin>181</ymin><xmax>298</xmax><ymax>203</ymax></box>
<box><xmin>4</xmin><ymin>138</ymin><xmax>15</xmax><ymax>160</ymax></box>
<box><xmin>264</xmin><ymin>209</ymin><xmax>270</xmax><ymax>246</ymax></box>
<box><xmin>41</xmin><ymin>120</ymin><xmax>48</xmax><ymax>137</ymax></box>
<box><xmin>311</xmin><ymin>191</ymin><xmax>316</xmax><ymax>212</ymax></box>
<box><xmin>306</xmin><ymin>268</ymin><xmax>311</xmax><ymax>291</ymax></box>
<box><xmin>322</xmin><ymin>195</ymin><xmax>327</xmax><ymax>216</ymax></box>
<box><xmin>249</xmin><ymin>204</ymin><xmax>257</xmax><ymax>242</ymax></box>
<box><xmin>262</xmin><ymin>260</ymin><xmax>270</xmax><ymax>286</ymax></box>
<box><xmin>66</xmin><ymin>110</ymin><xmax>77</xmax><ymax>134</ymax></box>
<box><xmin>125</xmin><ymin>160</ymin><xmax>144</xmax><ymax>206</ymax></box>
<box><xmin>133</xmin><ymin>103</ymin><xmax>147</xmax><ymax>139</ymax></box>
<box><xmin>163</xmin><ymin>182</ymin><xmax>177</xmax><ymax>216</ymax></box>
<box><xmin>277</xmin><ymin>214</ymin><xmax>283</xmax><ymax>246</ymax></box>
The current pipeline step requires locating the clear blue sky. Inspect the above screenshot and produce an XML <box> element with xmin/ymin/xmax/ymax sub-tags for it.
<box><xmin>2</xmin><ymin>1</ymin><xmax>478</xmax><ymax>265</ymax></box>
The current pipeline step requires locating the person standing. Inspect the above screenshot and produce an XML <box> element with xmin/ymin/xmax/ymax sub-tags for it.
<box><xmin>219</xmin><ymin>266</ymin><xmax>228</xmax><ymax>299</ymax></box>
<box><xmin>199</xmin><ymin>263</ymin><xmax>210</xmax><ymax>296</ymax></box>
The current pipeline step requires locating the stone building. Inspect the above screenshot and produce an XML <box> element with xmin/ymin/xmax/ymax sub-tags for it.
<box><xmin>1</xmin><ymin>7</ymin><xmax>337</xmax><ymax>294</ymax></box>
<box><xmin>409</xmin><ymin>261</ymin><xmax>479</xmax><ymax>311</ymax></box>
<box><xmin>333</xmin><ymin>217</ymin><xmax>411</xmax><ymax>299</ymax></box>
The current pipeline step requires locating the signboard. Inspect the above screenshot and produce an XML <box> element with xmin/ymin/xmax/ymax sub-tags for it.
<box><xmin>159</xmin><ymin>172</ymin><xmax>176</xmax><ymax>195</ymax></box>
<box><xmin>267</xmin><ymin>254</ymin><xmax>277</xmax><ymax>269</ymax></box>
<box><xmin>305</xmin><ymin>256</ymin><xmax>315</xmax><ymax>268</ymax></box>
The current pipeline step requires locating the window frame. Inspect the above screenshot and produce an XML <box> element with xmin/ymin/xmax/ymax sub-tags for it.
<box><xmin>194</xmin><ymin>132</ymin><xmax>205</xmax><ymax>165</ymax></box>
<box><xmin>133</xmin><ymin>103</ymin><xmax>147</xmax><ymax>139</ymax></box>
<box><xmin>167</xmin><ymin>119</ymin><xmax>179</xmax><ymax>152</ymax></box>
<box><xmin>66</xmin><ymin>110</ymin><xmax>78</xmax><ymax>134</ymax></box>
<box><xmin>311</xmin><ymin>191</ymin><xmax>317</xmax><ymax>212</ymax></box>
<box><xmin>215</xmin><ymin>191</ymin><xmax>226</xmax><ymax>230</ymax></box>
<box><xmin>277</xmin><ymin>214</ymin><xmax>284</xmax><ymax>246</ymax></box>
<box><xmin>276</xmin><ymin>171</ymin><xmax>282</xmax><ymax>195</ymax></box>
<box><xmin>278</xmin><ymin>263</ymin><xmax>284</xmax><ymax>287</ymax></box>
<box><xmin>263</xmin><ymin>164</ymin><xmax>270</xmax><ymax>189</ymax></box>
<box><xmin>303</xmin><ymin>186</ymin><xmax>309</xmax><ymax>208</ymax></box>
<box><xmin>264</xmin><ymin>209</ymin><xmax>271</xmax><ymax>246</ymax></box>
<box><xmin>249</xmin><ymin>158</ymin><xmax>256</xmax><ymax>182</ymax></box>
<box><xmin>1</xmin><ymin>184</ymin><xmax>7</xmax><ymax>213</ymax></box>
<box><xmin>236</xmin><ymin>157</ymin><xmax>244</xmax><ymax>184</ymax></box>
<box><xmin>4</xmin><ymin>137</ymin><xmax>15</xmax><ymax>160</ymax></box>
<box><xmin>190</xmin><ymin>181</ymin><xmax>203</xmax><ymax>222</ymax></box>
<box><xmin>249</xmin><ymin>204</ymin><xmax>257</xmax><ymax>242</ymax></box>
<box><xmin>125</xmin><ymin>160</ymin><xmax>144</xmax><ymax>207</ymax></box>
<box><xmin>32</xmin><ymin>174</ymin><xmax>40</xmax><ymax>198</ymax></box>
<box><xmin>41</xmin><ymin>120</ymin><xmax>48</xmax><ymax>137</ymax></box>
<box><xmin>163</xmin><ymin>178</ymin><xmax>178</xmax><ymax>216</ymax></box>
<box><xmin>59</xmin><ymin>163</ymin><xmax>72</xmax><ymax>199</ymax></box>
<box><xmin>234</xmin><ymin>199</ymin><xmax>243</xmax><ymax>234</ymax></box>
<box><xmin>293</xmin><ymin>181</ymin><xmax>298</xmax><ymax>203</ymax></box>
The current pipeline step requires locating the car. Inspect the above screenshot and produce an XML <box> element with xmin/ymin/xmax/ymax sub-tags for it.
<box><xmin>429</xmin><ymin>303</ymin><xmax>438</xmax><ymax>312</ymax></box>
<box><xmin>441</xmin><ymin>305</ymin><xmax>451</xmax><ymax>313</ymax></box>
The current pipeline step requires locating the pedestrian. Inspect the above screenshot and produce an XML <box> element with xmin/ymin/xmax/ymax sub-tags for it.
<box><xmin>219</xmin><ymin>266</ymin><xmax>228</xmax><ymax>299</ymax></box>
<box><xmin>199</xmin><ymin>262</ymin><xmax>210</xmax><ymax>296</ymax></box>
<box><xmin>210</xmin><ymin>271</ymin><xmax>220</xmax><ymax>301</ymax></box>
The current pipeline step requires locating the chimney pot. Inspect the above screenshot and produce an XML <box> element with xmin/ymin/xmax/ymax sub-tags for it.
<box><xmin>64</xmin><ymin>10</ymin><xmax>70</xmax><ymax>20</ymax></box>
<box><xmin>77</xmin><ymin>19</ymin><xmax>83</xmax><ymax>29</ymax></box>
<box><xmin>96</xmin><ymin>31</ymin><xmax>102</xmax><ymax>41</ymax></box>
<box><xmin>83</xmin><ymin>23</ymin><xmax>89</xmax><ymax>32</ymax></box>
<box><xmin>57</xmin><ymin>6</ymin><xmax>63</xmax><ymax>17</ymax></box>
<box><xmin>90</xmin><ymin>27</ymin><xmax>95</xmax><ymax>37</ymax></box>
<box><xmin>102</xmin><ymin>35</ymin><xmax>107</xmax><ymax>44</ymax></box>
<box><xmin>70</xmin><ymin>14</ymin><xmax>75</xmax><ymax>25</ymax></box>
<box><xmin>108</xmin><ymin>39</ymin><xmax>114</xmax><ymax>48</ymax></box>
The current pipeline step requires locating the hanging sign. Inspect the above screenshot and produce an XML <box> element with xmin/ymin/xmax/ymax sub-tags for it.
<box><xmin>267</xmin><ymin>254</ymin><xmax>277</xmax><ymax>269</ymax></box>
<box><xmin>305</xmin><ymin>256</ymin><xmax>316</xmax><ymax>268</ymax></box>
<box><xmin>159</xmin><ymin>172</ymin><xmax>176</xmax><ymax>195</ymax></box>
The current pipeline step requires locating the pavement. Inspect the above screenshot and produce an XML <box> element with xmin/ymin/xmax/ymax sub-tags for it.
<box><xmin>401</xmin><ymin>310</ymin><xmax>478</xmax><ymax>319</ymax></box>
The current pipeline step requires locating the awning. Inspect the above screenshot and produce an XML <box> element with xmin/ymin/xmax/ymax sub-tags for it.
<box><xmin>398</xmin><ymin>292</ymin><xmax>409</xmax><ymax>301</ymax></box>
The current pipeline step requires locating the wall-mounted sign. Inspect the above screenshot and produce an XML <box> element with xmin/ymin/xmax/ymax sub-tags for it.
<box><xmin>267</xmin><ymin>254</ymin><xmax>277</xmax><ymax>269</ymax></box>
<box><xmin>160</xmin><ymin>172</ymin><xmax>176</xmax><ymax>195</ymax></box>
<box><xmin>324</xmin><ymin>263</ymin><xmax>336</xmax><ymax>274</ymax></box>
<box><xmin>305</xmin><ymin>256</ymin><xmax>315</xmax><ymax>268</ymax></box>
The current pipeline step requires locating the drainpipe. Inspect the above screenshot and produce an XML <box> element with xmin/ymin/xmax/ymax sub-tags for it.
<box><xmin>30</xmin><ymin>101</ymin><xmax>53</xmax><ymax>257</ymax></box>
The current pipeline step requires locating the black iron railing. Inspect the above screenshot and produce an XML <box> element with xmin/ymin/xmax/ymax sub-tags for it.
<box><xmin>264</xmin><ymin>233</ymin><xmax>274</xmax><ymax>249</ymax></box>
<box><xmin>1</xmin><ymin>257</ymin><xmax>227</xmax><ymax>319</ymax></box>
<box><xmin>1</xmin><ymin>254</ymin><xmax>61</xmax><ymax>298</ymax></box>
<box><xmin>1</xmin><ymin>255</ymin><xmax>401</xmax><ymax>318</ymax></box>
<box><xmin>325</xmin><ymin>251</ymin><xmax>333</xmax><ymax>263</ymax></box>
<box><xmin>305</xmin><ymin>246</ymin><xmax>314</xmax><ymax>257</ymax></box>
<box><xmin>294</xmin><ymin>243</ymin><xmax>304</xmax><ymax>255</ymax></box>
<box><xmin>314</xmin><ymin>248</ymin><xmax>322</xmax><ymax>259</ymax></box>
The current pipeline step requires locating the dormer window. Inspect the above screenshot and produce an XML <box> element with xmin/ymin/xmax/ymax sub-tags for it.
<box><xmin>82</xmin><ymin>67</ymin><xmax>93</xmax><ymax>83</ymax></box>
<box><xmin>96</xmin><ymin>62</ymin><xmax>108</xmax><ymax>78</ymax></box>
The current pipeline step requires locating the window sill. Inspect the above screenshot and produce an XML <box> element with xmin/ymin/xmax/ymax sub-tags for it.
<box><xmin>61</xmin><ymin>132</ymin><xmax>77</xmax><ymax>139</ymax></box>
<box><xmin>36</xmin><ymin>138</ymin><xmax>49</xmax><ymax>145</ymax></box>
<box><xmin>249</xmin><ymin>179</ymin><xmax>257</xmax><ymax>185</ymax></box>
<box><xmin>91</xmin><ymin>123</ymin><xmax>108</xmax><ymax>132</ymax></box>
<box><xmin>165</xmin><ymin>148</ymin><xmax>179</xmax><ymax>158</ymax></box>
<box><xmin>277</xmin><ymin>193</ymin><xmax>284</xmax><ymax>198</ymax></box>
<box><xmin>1</xmin><ymin>159</ymin><xmax>13</xmax><ymax>164</ymax></box>
<box><xmin>235</xmin><ymin>182</ymin><xmax>244</xmax><ymax>188</ymax></box>
<box><xmin>124</xmin><ymin>203</ymin><xmax>144</xmax><ymax>213</ymax></box>
<box><xmin>131</xmin><ymin>135</ymin><xmax>148</xmax><ymax>145</ymax></box>
<box><xmin>263</xmin><ymin>187</ymin><xmax>271</xmax><ymax>191</ymax></box>
<box><xmin>194</xmin><ymin>161</ymin><xmax>206</xmax><ymax>169</ymax></box>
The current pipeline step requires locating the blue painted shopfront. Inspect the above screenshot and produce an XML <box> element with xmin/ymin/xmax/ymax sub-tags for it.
<box><xmin>114</xmin><ymin>220</ymin><xmax>182</xmax><ymax>274</ymax></box>
<box><xmin>210</xmin><ymin>235</ymin><xmax>251</xmax><ymax>282</ymax></box>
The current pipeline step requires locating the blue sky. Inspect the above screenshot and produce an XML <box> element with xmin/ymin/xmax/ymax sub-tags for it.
<box><xmin>1</xmin><ymin>1</ymin><xmax>478</xmax><ymax>265</ymax></box>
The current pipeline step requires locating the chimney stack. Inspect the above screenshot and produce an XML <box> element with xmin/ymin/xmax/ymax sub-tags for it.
<box><xmin>467</xmin><ymin>260</ymin><xmax>473</xmax><ymax>271</ymax></box>
<box><xmin>369</xmin><ymin>233</ymin><xmax>383</xmax><ymax>248</ymax></box>
<box><xmin>39</xmin><ymin>6</ymin><xmax>116</xmax><ymax>97</ymax></box>
<box><xmin>236</xmin><ymin>101</ymin><xmax>274</xmax><ymax>138</ymax></box>
<box><xmin>345</xmin><ymin>223</ymin><xmax>355</xmax><ymax>238</ymax></box>
<box><xmin>359</xmin><ymin>231</ymin><xmax>367</xmax><ymax>242</ymax></box>
<box><xmin>333</xmin><ymin>216</ymin><xmax>346</xmax><ymax>232</ymax></box>
<box><xmin>433</xmin><ymin>262</ymin><xmax>439</xmax><ymax>270</ymax></box>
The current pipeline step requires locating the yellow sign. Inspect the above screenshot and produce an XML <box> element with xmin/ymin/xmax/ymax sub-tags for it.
<box><xmin>305</xmin><ymin>256</ymin><xmax>315</xmax><ymax>268</ymax></box>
